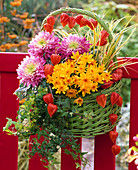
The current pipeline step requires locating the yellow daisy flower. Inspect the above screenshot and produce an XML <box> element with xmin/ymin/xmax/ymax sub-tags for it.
<box><xmin>74</xmin><ymin>97</ymin><xmax>83</xmax><ymax>106</ymax></box>
<box><xmin>66</xmin><ymin>89</ymin><xmax>78</xmax><ymax>98</ymax></box>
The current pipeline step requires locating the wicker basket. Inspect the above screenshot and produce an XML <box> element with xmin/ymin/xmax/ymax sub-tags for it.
<box><xmin>41</xmin><ymin>8</ymin><xmax>122</xmax><ymax>138</ymax></box>
<box><xmin>55</xmin><ymin>81</ymin><xmax>122</xmax><ymax>138</ymax></box>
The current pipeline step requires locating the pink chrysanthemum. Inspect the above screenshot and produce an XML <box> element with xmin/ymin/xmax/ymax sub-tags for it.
<box><xmin>28</xmin><ymin>31</ymin><xmax>60</xmax><ymax>59</ymax></box>
<box><xmin>17</xmin><ymin>55</ymin><xmax>45</xmax><ymax>87</ymax></box>
<box><xmin>58</xmin><ymin>34</ymin><xmax>91</xmax><ymax>58</ymax></box>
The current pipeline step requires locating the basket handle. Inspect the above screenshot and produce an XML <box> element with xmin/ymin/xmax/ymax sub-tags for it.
<box><xmin>41</xmin><ymin>7</ymin><xmax>113</xmax><ymax>42</ymax></box>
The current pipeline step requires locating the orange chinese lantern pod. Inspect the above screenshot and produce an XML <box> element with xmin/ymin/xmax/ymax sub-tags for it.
<box><xmin>75</xmin><ymin>15</ymin><xmax>83</xmax><ymax>25</ymax></box>
<box><xmin>87</xmin><ymin>19</ymin><xmax>98</xmax><ymax>30</ymax></box>
<box><xmin>44</xmin><ymin>64</ymin><xmax>54</xmax><ymax>77</ymax></box>
<box><xmin>47</xmin><ymin>16</ymin><xmax>55</xmax><ymax>26</ymax></box>
<box><xmin>115</xmin><ymin>68</ymin><xmax>123</xmax><ymax>76</ymax></box>
<box><xmin>111</xmin><ymin>73</ymin><xmax>121</xmax><ymax>82</ymax></box>
<box><xmin>47</xmin><ymin>103</ymin><xmax>58</xmax><ymax>117</ymax></box>
<box><xmin>109</xmin><ymin>114</ymin><xmax>118</xmax><ymax>125</ymax></box>
<box><xmin>60</xmin><ymin>13</ymin><xmax>69</xmax><ymax>27</ymax></box>
<box><xmin>111</xmin><ymin>145</ymin><xmax>121</xmax><ymax>155</ymax></box>
<box><xmin>116</xmin><ymin>96</ymin><xmax>123</xmax><ymax>107</ymax></box>
<box><xmin>101</xmin><ymin>80</ymin><xmax>113</xmax><ymax>89</ymax></box>
<box><xmin>110</xmin><ymin>92</ymin><xmax>120</xmax><ymax>106</ymax></box>
<box><xmin>109</xmin><ymin>131</ymin><xmax>118</xmax><ymax>143</ymax></box>
<box><xmin>51</xmin><ymin>54</ymin><xmax>61</xmax><ymax>65</ymax></box>
<box><xmin>96</xmin><ymin>30</ymin><xmax>109</xmax><ymax>46</ymax></box>
<box><xmin>43</xmin><ymin>93</ymin><xmax>54</xmax><ymax>104</ymax></box>
<box><xmin>44</xmin><ymin>23</ymin><xmax>53</xmax><ymax>34</ymax></box>
<box><xmin>111</xmin><ymin>68</ymin><xmax>123</xmax><ymax>82</ymax></box>
<box><xmin>96</xmin><ymin>94</ymin><xmax>107</xmax><ymax>108</ymax></box>
<box><xmin>68</xmin><ymin>16</ymin><xmax>76</xmax><ymax>29</ymax></box>
<box><xmin>79</xmin><ymin>18</ymin><xmax>88</xmax><ymax>27</ymax></box>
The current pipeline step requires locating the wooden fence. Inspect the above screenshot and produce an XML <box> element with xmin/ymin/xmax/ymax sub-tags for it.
<box><xmin>0</xmin><ymin>52</ymin><xmax>138</xmax><ymax>170</ymax></box>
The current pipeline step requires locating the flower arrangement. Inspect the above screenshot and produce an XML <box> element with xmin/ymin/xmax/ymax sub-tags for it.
<box><xmin>3</xmin><ymin>7</ymin><xmax>136</xmax><ymax>168</ymax></box>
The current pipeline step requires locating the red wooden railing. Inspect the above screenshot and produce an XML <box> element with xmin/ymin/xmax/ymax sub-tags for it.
<box><xmin>0</xmin><ymin>52</ymin><xmax>138</xmax><ymax>170</ymax></box>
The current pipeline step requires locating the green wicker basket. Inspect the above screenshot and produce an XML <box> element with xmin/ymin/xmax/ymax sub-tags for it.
<box><xmin>41</xmin><ymin>8</ymin><xmax>122</xmax><ymax>138</ymax></box>
<box><xmin>69</xmin><ymin>81</ymin><xmax>122</xmax><ymax>138</ymax></box>
<box><xmin>56</xmin><ymin>81</ymin><xmax>122</xmax><ymax>138</ymax></box>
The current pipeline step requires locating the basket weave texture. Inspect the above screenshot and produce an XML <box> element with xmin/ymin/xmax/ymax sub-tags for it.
<box><xmin>58</xmin><ymin>81</ymin><xmax>122</xmax><ymax>138</ymax></box>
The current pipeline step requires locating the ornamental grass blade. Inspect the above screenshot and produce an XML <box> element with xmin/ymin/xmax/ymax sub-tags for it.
<box><xmin>96</xmin><ymin>94</ymin><xmax>107</xmax><ymax>108</ymax></box>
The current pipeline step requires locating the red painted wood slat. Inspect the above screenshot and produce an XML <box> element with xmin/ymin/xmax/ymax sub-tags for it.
<box><xmin>94</xmin><ymin>133</ymin><xmax>115</xmax><ymax>170</ymax></box>
<box><xmin>0</xmin><ymin>52</ymin><xmax>27</xmax><ymax>72</ymax></box>
<box><xmin>0</xmin><ymin>72</ymin><xmax>18</xmax><ymax>170</ymax></box>
<box><xmin>129</xmin><ymin>80</ymin><xmax>138</xmax><ymax>170</ymax></box>
<box><xmin>121</xmin><ymin>57</ymin><xmax>138</xmax><ymax>79</ymax></box>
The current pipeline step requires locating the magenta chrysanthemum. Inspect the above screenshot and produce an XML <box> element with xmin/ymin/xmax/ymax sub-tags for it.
<box><xmin>17</xmin><ymin>55</ymin><xmax>45</xmax><ymax>87</ymax></box>
<box><xmin>28</xmin><ymin>31</ymin><xmax>60</xmax><ymax>59</ymax></box>
<box><xmin>57</xmin><ymin>34</ymin><xmax>91</xmax><ymax>58</ymax></box>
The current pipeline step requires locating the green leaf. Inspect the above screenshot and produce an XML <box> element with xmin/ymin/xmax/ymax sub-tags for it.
<box><xmin>75</xmin><ymin>162</ymin><xmax>81</xmax><ymax>169</ymax></box>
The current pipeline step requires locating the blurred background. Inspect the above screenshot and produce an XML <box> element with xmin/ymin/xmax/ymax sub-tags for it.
<box><xmin>0</xmin><ymin>0</ymin><xmax>138</xmax><ymax>169</ymax></box>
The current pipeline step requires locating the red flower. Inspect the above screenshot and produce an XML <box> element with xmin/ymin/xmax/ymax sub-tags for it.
<box><xmin>60</xmin><ymin>13</ymin><xmax>69</xmax><ymax>27</ymax></box>
<box><xmin>96</xmin><ymin>30</ymin><xmax>109</xmax><ymax>46</ymax></box>
<box><xmin>87</xmin><ymin>19</ymin><xmax>98</xmax><ymax>30</ymax></box>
